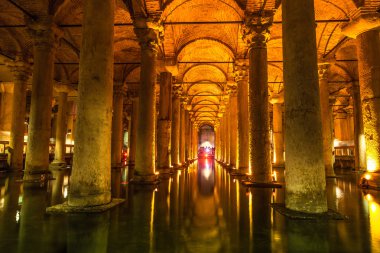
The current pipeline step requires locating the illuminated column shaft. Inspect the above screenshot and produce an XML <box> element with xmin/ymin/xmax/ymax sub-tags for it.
<box><xmin>69</xmin><ymin>0</ymin><xmax>114</xmax><ymax>206</ymax></box>
<box><xmin>272</xmin><ymin>102</ymin><xmax>284</xmax><ymax>166</ymax></box>
<box><xmin>282</xmin><ymin>0</ymin><xmax>327</xmax><ymax>213</ymax></box>
<box><xmin>225</xmin><ymin>107</ymin><xmax>230</xmax><ymax>164</ymax></box>
<box><xmin>66</xmin><ymin>101</ymin><xmax>75</xmax><ymax>143</ymax></box>
<box><xmin>129</xmin><ymin>95</ymin><xmax>139</xmax><ymax>166</ymax></box>
<box><xmin>0</xmin><ymin>83</ymin><xmax>14</xmax><ymax>139</ymax></box>
<box><xmin>222</xmin><ymin>115</ymin><xmax>226</xmax><ymax>163</ymax></box>
<box><xmin>111</xmin><ymin>85</ymin><xmax>124</xmax><ymax>168</ymax></box>
<box><xmin>134</xmin><ymin>24</ymin><xmax>160</xmax><ymax>181</ymax></box>
<box><xmin>318</xmin><ymin>64</ymin><xmax>335</xmax><ymax>177</ymax></box>
<box><xmin>229</xmin><ymin>93</ymin><xmax>238</xmax><ymax>167</ymax></box>
<box><xmin>171</xmin><ymin>94</ymin><xmax>180</xmax><ymax>166</ymax></box>
<box><xmin>51</xmin><ymin>89</ymin><xmax>68</xmax><ymax>167</ymax></box>
<box><xmin>179</xmin><ymin>106</ymin><xmax>186</xmax><ymax>164</ymax></box>
<box><xmin>157</xmin><ymin>72</ymin><xmax>172</xmax><ymax>172</ymax></box>
<box><xmin>235</xmin><ymin>66</ymin><xmax>249</xmax><ymax>172</ymax></box>
<box><xmin>25</xmin><ymin>21</ymin><xmax>59</xmax><ymax>180</ymax></box>
<box><xmin>352</xmin><ymin>81</ymin><xmax>366</xmax><ymax>170</ymax></box>
<box><xmin>192</xmin><ymin>125</ymin><xmax>198</xmax><ymax>159</ymax></box>
<box><xmin>219</xmin><ymin>117</ymin><xmax>223</xmax><ymax>161</ymax></box>
<box><xmin>356</xmin><ymin>30</ymin><xmax>380</xmax><ymax>172</ymax></box>
<box><xmin>246</xmin><ymin>26</ymin><xmax>272</xmax><ymax>182</ymax></box>
<box><xmin>185</xmin><ymin>110</ymin><xmax>190</xmax><ymax>161</ymax></box>
<box><xmin>6</xmin><ymin>60</ymin><xmax>30</xmax><ymax>170</ymax></box>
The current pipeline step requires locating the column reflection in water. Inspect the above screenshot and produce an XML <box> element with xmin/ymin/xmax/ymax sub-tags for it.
<box><xmin>0</xmin><ymin>176</ymin><xmax>22</xmax><ymax>252</ymax></box>
<box><xmin>18</xmin><ymin>184</ymin><xmax>54</xmax><ymax>253</ymax></box>
<box><xmin>364</xmin><ymin>191</ymin><xmax>380</xmax><ymax>251</ymax></box>
<box><xmin>328</xmin><ymin>175</ymin><xmax>372</xmax><ymax>252</ymax></box>
<box><xmin>67</xmin><ymin>213</ymin><xmax>110</xmax><ymax>253</ymax></box>
<box><xmin>111</xmin><ymin>168</ymin><xmax>122</xmax><ymax>198</ymax></box>
<box><xmin>123</xmin><ymin>185</ymin><xmax>156</xmax><ymax>252</ymax></box>
<box><xmin>49</xmin><ymin>169</ymin><xmax>69</xmax><ymax>205</ymax></box>
<box><xmin>182</xmin><ymin>158</ymin><xmax>227</xmax><ymax>253</ymax></box>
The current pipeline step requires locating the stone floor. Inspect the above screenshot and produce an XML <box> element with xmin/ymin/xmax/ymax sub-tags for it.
<box><xmin>0</xmin><ymin>160</ymin><xmax>379</xmax><ymax>253</ymax></box>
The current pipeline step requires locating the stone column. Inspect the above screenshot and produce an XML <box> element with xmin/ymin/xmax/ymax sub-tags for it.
<box><xmin>0</xmin><ymin>83</ymin><xmax>14</xmax><ymax>141</ymax></box>
<box><xmin>225</xmin><ymin>105</ymin><xmax>230</xmax><ymax>165</ymax></box>
<box><xmin>5</xmin><ymin>59</ymin><xmax>31</xmax><ymax>170</ymax></box>
<box><xmin>318</xmin><ymin>63</ymin><xmax>335</xmax><ymax>176</ymax></box>
<box><xmin>66</xmin><ymin>101</ymin><xmax>75</xmax><ymax>144</ymax></box>
<box><xmin>243</xmin><ymin>19</ymin><xmax>272</xmax><ymax>182</ymax></box>
<box><xmin>129</xmin><ymin>92</ymin><xmax>139</xmax><ymax>167</ymax></box>
<box><xmin>270</xmin><ymin>95</ymin><xmax>284</xmax><ymax>166</ymax></box>
<box><xmin>24</xmin><ymin>20</ymin><xmax>61</xmax><ymax>180</ymax></box>
<box><xmin>356</xmin><ymin>30</ymin><xmax>380</xmax><ymax>172</ymax></box>
<box><xmin>221</xmin><ymin>115</ymin><xmax>226</xmax><ymax>163</ymax></box>
<box><xmin>352</xmin><ymin>81</ymin><xmax>366</xmax><ymax>170</ymax></box>
<box><xmin>229</xmin><ymin>90</ymin><xmax>238</xmax><ymax>168</ymax></box>
<box><xmin>157</xmin><ymin>71</ymin><xmax>172</xmax><ymax>173</ymax></box>
<box><xmin>68</xmin><ymin>0</ymin><xmax>114</xmax><ymax>207</ymax></box>
<box><xmin>50</xmin><ymin>84</ymin><xmax>71</xmax><ymax>169</ymax></box>
<box><xmin>111</xmin><ymin>84</ymin><xmax>124</xmax><ymax>168</ymax></box>
<box><xmin>234</xmin><ymin>63</ymin><xmax>249</xmax><ymax>173</ymax></box>
<box><xmin>171</xmin><ymin>90</ymin><xmax>181</xmax><ymax>167</ymax></box>
<box><xmin>282</xmin><ymin>0</ymin><xmax>327</xmax><ymax>213</ymax></box>
<box><xmin>133</xmin><ymin>20</ymin><xmax>162</xmax><ymax>182</ymax></box>
<box><xmin>214</xmin><ymin>124</ymin><xmax>219</xmax><ymax>160</ymax></box>
<box><xmin>179</xmin><ymin>105</ymin><xmax>186</xmax><ymax>164</ymax></box>
<box><xmin>185</xmin><ymin>110</ymin><xmax>190</xmax><ymax>161</ymax></box>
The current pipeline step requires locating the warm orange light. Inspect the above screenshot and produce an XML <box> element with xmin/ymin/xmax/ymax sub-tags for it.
<box><xmin>272</xmin><ymin>171</ymin><xmax>277</xmax><ymax>182</ymax></box>
<box><xmin>366</xmin><ymin>194</ymin><xmax>373</xmax><ymax>202</ymax></box>
<box><xmin>364</xmin><ymin>173</ymin><xmax>372</xmax><ymax>180</ymax></box>
<box><xmin>367</xmin><ymin>158</ymin><xmax>377</xmax><ymax>172</ymax></box>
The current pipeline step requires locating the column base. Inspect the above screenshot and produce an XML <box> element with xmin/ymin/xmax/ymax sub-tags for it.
<box><xmin>272</xmin><ymin>163</ymin><xmax>285</xmax><ymax>169</ymax></box>
<box><xmin>172</xmin><ymin>164</ymin><xmax>184</xmax><ymax>170</ymax></box>
<box><xmin>242</xmin><ymin>179</ymin><xmax>283</xmax><ymax>188</ymax></box>
<box><xmin>361</xmin><ymin>172</ymin><xmax>380</xmax><ymax>190</ymax></box>
<box><xmin>23</xmin><ymin>168</ymin><xmax>51</xmax><ymax>183</ymax></box>
<box><xmin>49</xmin><ymin>160</ymin><xmax>68</xmax><ymax>170</ymax></box>
<box><xmin>157</xmin><ymin>166</ymin><xmax>172</xmax><ymax>175</ymax></box>
<box><xmin>271</xmin><ymin>203</ymin><xmax>348</xmax><ymax>220</ymax></box>
<box><xmin>111</xmin><ymin>162</ymin><xmax>124</xmax><ymax>168</ymax></box>
<box><xmin>230</xmin><ymin>169</ymin><xmax>249</xmax><ymax>177</ymax></box>
<box><xmin>130</xmin><ymin>173</ymin><xmax>159</xmax><ymax>184</ymax></box>
<box><xmin>46</xmin><ymin>198</ymin><xmax>125</xmax><ymax>213</ymax></box>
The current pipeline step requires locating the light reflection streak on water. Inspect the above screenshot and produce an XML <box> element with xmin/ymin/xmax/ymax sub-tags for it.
<box><xmin>167</xmin><ymin>178</ymin><xmax>171</xmax><ymax>225</ymax></box>
<box><xmin>236</xmin><ymin>180</ymin><xmax>240</xmax><ymax>222</ymax></box>
<box><xmin>150</xmin><ymin>190</ymin><xmax>156</xmax><ymax>253</ymax></box>
<box><xmin>249</xmin><ymin>191</ymin><xmax>253</xmax><ymax>248</ymax></box>
<box><xmin>366</xmin><ymin>194</ymin><xmax>380</xmax><ymax>251</ymax></box>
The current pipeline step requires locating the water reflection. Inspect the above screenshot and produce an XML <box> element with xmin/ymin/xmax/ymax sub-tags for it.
<box><xmin>183</xmin><ymin>158</ymin><xmax>226</xmax><ymax>253</ymax></box>
<box><xmin>67</xmin><ymin>213</ymin><xmax>110</xmax><ymax>253</ymax></box>
<box><xmin>0</xmin><ymin>163</ymin><xmax>379</xmax><ymax>252</ymax></box>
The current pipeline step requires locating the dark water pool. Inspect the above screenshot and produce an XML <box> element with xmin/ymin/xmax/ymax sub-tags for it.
<box><xmin>0</xmin><ymin>159</ymin><xmax>379</xmax><ymax>253</ymax></box>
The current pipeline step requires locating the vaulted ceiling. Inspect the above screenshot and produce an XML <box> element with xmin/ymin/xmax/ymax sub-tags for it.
<box><xmin>0</xmin><ymin>0</ymin><xmax>378</xmax><ymax>127</ymax></box>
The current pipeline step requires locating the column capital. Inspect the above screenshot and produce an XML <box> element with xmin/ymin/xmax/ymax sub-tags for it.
<box><xmin>172</xmin><ymin>85</ymin><xmax>182</xmax><ymax>97</ymax></box>
<box><xmin>133</xmin><ymin>18</ymin><xmax>164</xmax><ymax>52</ymax></box>
<box><xmin>157</xmin><ymin>58</ymin><xmax>178</xmax><ymax>75</ymax></box>
<box><xmin>5</xmin><ymin>57</ymin><xmax>32</xmax><ymax>82</ymax></box>
<box><xmin>27</xmin><ymin>17</ymin><xmax>63</xmax><ymax>50</ymax></box>
<box><xmin>233</xmin><ymin>63</ymin><xmax>248</xmax><ymax>82</ymax></box>
<box><xmin>127</xmin><ymin>88</ymin><xmax>139</xmax><ymax>98</ymax></box>
<box><xmin>54</xmin><ymin>82</ymin><xmax>75</xmax><ymax>94</ymax></box>
<box><xmin>269</xmin><ymin>91</ymin><xmax>284</xmax><ymax>104</ymax></box>
<box><xmin>318</xmin><ymin>63</ymin><xmax>331</xmax><ymax>80</ymax></box>
<box><xmin>113</xmin><ymin>84</ymin><xmax>126</xmax><ymax>97</ymax></box>
<box><xmin>340</xmin><ymin>9</ymin><xmax>380</xmax><ymax>38</ymax></box>
<box><xmin>242</xmin><ymin>14</ymin><xmax>272</xmax><ymax>49</ymax></box>
<box><xmin>227</xmin><ymin>82</ymin><xmax>238</xmax><ymax>96</ymax></box>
